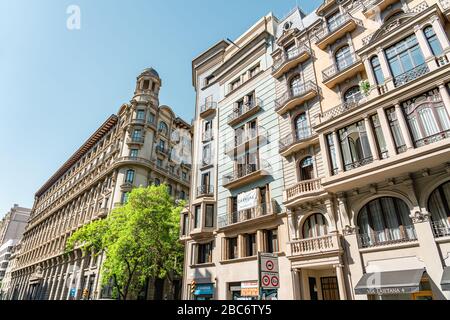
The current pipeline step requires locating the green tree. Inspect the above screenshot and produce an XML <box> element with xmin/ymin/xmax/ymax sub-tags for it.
<box><xmin>66</xmin><ymin>185</ymin><xmax>185</xmax><ymax>300</ymax></box>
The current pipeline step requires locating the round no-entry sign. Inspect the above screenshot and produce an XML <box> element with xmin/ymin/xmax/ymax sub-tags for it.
<box><xmin>266</xmin><ymin>260</ymin><xmax>274</xmax><ymax>271</ymax></box>
<box><xmin>271</xmin><ymin>276</ymin><xmax>279</xmax><ymax>287</ymax></box>
<box><xmin>262</xmin><ymin>275</ymin><xmax>271</xmax><ymax>287</ymax></box>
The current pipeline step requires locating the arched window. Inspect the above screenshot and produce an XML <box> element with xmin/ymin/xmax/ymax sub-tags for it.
<box><xmin>294</xmin><ymin>113</ymin><xmax>310</xmax><ymax>140</ymax></box>
<box><xmin>159</xmin><ymin>121</ymin><xmax>168</xmax><ymax>134</ymax></box>
<box><xmin>357</xmin><ymin>197</ymin><xmax>415</xmax><ymax>247</ymax></box>
<box><xmin>424</xmin><ymin>26</ymin><xmax>443</xmax><ymax>56</ymax></box>
<box><xmin>302</xmin><ymin>213</ymin><xmax>328</xmax><ymax>239</ymax></box>
<box><xmin>335</xmin><ymin>46</ymin><xmax>352</xmax><ymax>71</ymax></box>
<box><xmin>344</xmin><ymin>86</ymin><xmax>362</xmax><ymax>104</ymax></box>
<box><xmin>428</xmin><ymin>181</ymin><xmax>450</xmax><ymax>237</ymax></box>
<box><xmin>290</xmin><ymin>75</ymin><xmax>302</xmax><ymax>97</ymax></box>
<box><xmin>383</xmin><ymin>10</ymin><xmax>404</xmax><ymax>23</ymax></box>
<box><xmin>299</xmin><ymin>156</ymin><xmax>314</xmax><ymax>181</ymax></box>
<box><xmin>370</xmin><ymin>56</ymin><xmax>385</xmax><ymax>85</ymax></box>
<box><xmin>125</xmin><ymin>170</ymin><xmax>135</xmax><ymax>183</ymax></box>
<box><xmin>167</xmin><ymin>184</ymin><xmax>173</xmax><ymax>196</ymax></box>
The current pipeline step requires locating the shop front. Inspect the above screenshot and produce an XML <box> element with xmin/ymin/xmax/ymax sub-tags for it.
<box><xmin>229</xmin><ymin>281</ymin><xmax>259</xmax><ymax>300</ymax></box>
<box><xmin>354</xmin><ymin>269</ymin><xmax>435</xmax><ymax>300</ymax></box>
<box><xmin>193</xmin><ymin>283</ymin><xmax>214</xmax><ymax>300</ymax></box>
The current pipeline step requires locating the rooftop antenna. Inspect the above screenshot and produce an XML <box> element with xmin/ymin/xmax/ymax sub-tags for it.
<box><xmin>226</xmin><ymin>38</ymin><xmax>241</xmax><ymax>49</ymax></box>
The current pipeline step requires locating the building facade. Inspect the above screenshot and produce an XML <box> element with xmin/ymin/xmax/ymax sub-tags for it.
<box><xmin>9</xmin><ymin>68</ymin><xmax>191</xmax><ymax>300</ymax></box>
<box><xmin>183</xmin><ymin>0</ymin><xmax>450</xmax><ymax>300</ymax></box>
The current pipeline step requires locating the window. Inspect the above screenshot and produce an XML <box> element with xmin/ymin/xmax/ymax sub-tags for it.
<box><xmin>358</xmin><ymin>197</ymin><xmax>416</xmax><ymax>247</ymax></box>
<box><xmin>202</xmin><ymin>144</ymin><xmax>211</xmax><ymax>166</ymax></box>
<box><xmin>386</xmin><ymin>108</ymin><xmax>406</xmax><ymax>152</ymax></box>
<box><xmin>386</xmin><ymin>35</ymin><xmax>426</xmax><ymax>84</ymax></box>
<box><xmin>403</xmin><ymin>92</ymin><xmax>450</xmax><ymax>146</ymax></box>
<box><xmin>285</xmin><ymin>42</ymin><xmax>298</xmax><ymax>59</ymax></box>
<box><xmin>226</xmin><ymin>237</ymin><xmax>238</xmax><ymax>260</ymax></box>
<box><xmin>265</xmin><ymin>229</ymin><xmax>279</xmax><ymax>253</ymax></box>
<box><xmin>156</xmin><ymin>158</ymin><xmax>163</xmax><ymax>168</ymax></box>
<box><xmin>182</xmin><ymin>213</ymin><xmax>188</xmax><ymax>235</ymax></box>
<box><xmin>371</xmin><ymin>114</ymin><xmax>387</xmax><ymax>158</ymax></box>
<box><xmin>201</xmin><ymin>172</ymin><xmax>211</xmax><ymax>192</ymax></box>
<box><xmin>125</xmin><ymin>170</ymin><xmax>135</xmax><ymax>183</ymax></box>
<box><xmin>205</xmin><ymin>204</ymin><xmax>214</xmax><ymax>228</ymax></box>
<box><xmin>295</xmin><ymin>113</ymin><xmax>310</xmax><ymax>140</ymax></box>
<box><xmin>290</xmin><ymin>74</ymin><xmax>302</xmax><ymax>97</ymax></box>
<box><xmin>194</xmin><ymin>205</ymin><xmax>201</xmax><ymax>229</ymax></box>
<box><xmin>159</xmin><ymin>121</ymin><xmax>168</xmax><ymax>134</ymax></box>
<box><xmin>246</xmin><ymin>92</ymin><xmax>255</xmax><ymax>107</ymax></box>
<box><xmin>136</xmin><ymin>110</ymin><xmax>145</xmax><ymax>120</ymax></box>
<box><xmin>154</xmin><ymin>178</ymin><xmax>161</xmax><ymax>186</ymax></box>
<box><xmin>424</xmin><ymin>26</ymin><xmax>443</xmax><ymax>56</ymax></box>
<box><xmin>326</xmin><ymin>134</ymin><xmax>339</xmax><ymax>175</ymax></box>
<box><xmin>344</xmin><ymin>86</ymin><xmax>363</xmax><ymax>104</ymax></box>
<box><xmin>182</xmin><ymin>171</ymin><xmax>187</xmax><ymax>181</ymax></box>
<box><xmin>130</xmin><ymin>149</ymin><xmax>138</xmax><ymax>158</ymax></box>
<box><xmin>428</xmin><ymin>181</ymin><xmax>450</xmax><ymax>236</ymax></box>
<box><xmin>371</xmin><ymin>56</ymin><xmax>385</xmax><ymax>85</ymax></box>
<box><xmin>121</xmin><ymin>192</ymin><xmax>129</xmax><ymax>204</ymax></box>
<box><xmin>299</xmin><ymin>156</ymin><xmax>314</xmax><ymax>181</ymax></box>
<box><xmin>339</xmin><ymin>121</ymin><xmax>373</xmax><ymax>171</ymax></box>
<box><xmin>167</xmin><ymin>184</ymin><xmax>172</xmax><ymax>196</ymax></box>
<box><xmin>327</xmin><ymin>11</ymin><xmax>345</xmax><ymax>32</ymax></box>
<box><xmin>230</xmin><ymin>78</ymin><xmax>241</xmax><ymax>91</ymax></box>
<box><xmin>196</xmin><ymin>242</ymin><xmax>213</xmax><ymax>264</ymax></box>
<box><xmin>244</xmin><ymin>233</ymin><xmax>257</xmax><ymax>257</ymax></box>
<box><xmin>142</xmin><ymin>80</ymin><xmax>150</xmax><ymax>90</ymax></box>
<box><xmin>132</xmin><ymin>129</ymin><xmax>142</xmax><ymax>140</ymax></box>
<box><xmin>249</xmin><ymin>64</ymin><xmax>260</xmax><ymax>77</ymax></box>
<box><xmin>179</xmin><ymin>190</ymin><xmax>186</xmax><ymax>200</ymax></box>
<box><xmin>302</xmin><ymin>213</ymin><xmax>328</xmax><ymax>239</ymax></box>
<box><xmin>335</xmin><ymin>46</ymin><xmax>353</xmax><ymax>71</ymax></box>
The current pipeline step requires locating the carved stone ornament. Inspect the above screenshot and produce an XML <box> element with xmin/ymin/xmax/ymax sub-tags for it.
<box><xmin>343</xmin><ymin>225</ymin><xmax>357</xmax><ymax>235</ymax></box>
<box><xmin>410</xmin><ymin>211</ymin><xmax>430</xmax><ymax>224</ymax></box>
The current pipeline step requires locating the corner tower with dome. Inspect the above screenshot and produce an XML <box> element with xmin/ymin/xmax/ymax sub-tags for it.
<box><xmin>9</xmin><ymin>68</ymin><xmax>192</xmax><ymax>301</ymax></box>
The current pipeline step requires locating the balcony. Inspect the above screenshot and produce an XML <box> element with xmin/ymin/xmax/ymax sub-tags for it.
<box><xmin>200</xmin><ymin>101</ymin><xmax>217</xmax><ymax>118</ymax></box>
<box><xmin>130</xmin><ymin>118</ymin><xmax>146</xmax><ymax>126</ymax></box>
<box><xmin>272</xmin><ymin>45</ymin><xmax>312</xmax><ymax>78</ymax></box>
<box><xmin>93</xmin><ymin>208</ymin><xmax>108</xmax><ymax>220</ymax></box>
<box><xmin>156</xmin><ymin>145</ymin><xmax>170</xmax><ymax>156</ymax></box>
<box><xmin>224</xmin><ymin>127</ymin><xmax>268</xmax><ymax>157</ymax></box>
<box><xmin>116</xmin><ymin>156</ymin><xmax>152</xmax><ymax>168</ymax></box>
<box><xmin>275</xmin><ymin>81</ymin><xmax>318</xmax><ymax>115</ymax></box>
<box><xmin>393</xmin><ymin>63</ymin><xmax>430</xmax><ymax>88</ymax></box>
<box><xmin>202</xmin><ymin>130</ymin><xmax>214</xmax><ymax>142</ymax></box>
<box><xmin>222</xmin><ymin>160</ymin><xmax>271</xmax><ymax>190</ymax></box>
<box><xmin>316</xmin><ymin>14</ymin><xmax>359</xmax><ymax>50</ymax></box>
<box><xmin>362</xmin><ymin>0</ymin><xmax>400</xmax><ymax>17</ymax></box>
<box><xmin>127</xmin><ymin>137</ymin><xmax>144</xmax><ymax>145</ymax></box>
<box><xmin>283</xmin><ymin>179</ymin><xmax>325</xmax><ymax>207</ymax></box>
<box><xmin>357</xmin><ymin>226</ymin><xmax>417</xmax><ymax>248</ymax></box>
<box><xmin>217</xmin><ymin>201</ymin><xmax>276</xmax><ymax>229</ymax></box>
<box><xmin>288</xmin><ymin>234</ymin><xmax>342</xmax><ymax>259</ymax></box>
<box><xmin>414</xmin><ymin>129</ymin><xmax>450</xmax><ymax>148</ymax></box>
<box><xmin>227</xmin><ymin>98</ymin><xmax>262</xmax><ymax>127</ymax></box>
<box><xmin>197</xmin><ymin>185</ymin><xmax>214</xmax><ymax>198</ymax></box>
<box><xmin>319</xmin><ymin>100</ymin><xmax>360</xmax><ymax>123</ymax></box>
<box><xmin>322</xmin><ymin>54</ymin><xmax>364</xmax><ymax>88</ymax></box>
<box><xmin>431</xmin><ymin>220</ymin><xmax>450</xmax><ymax>238</ymax></box>
<box><xmin>279</xmin><ymin>129</ymin><xmax>318</xmax><ymax>157</ymax></box>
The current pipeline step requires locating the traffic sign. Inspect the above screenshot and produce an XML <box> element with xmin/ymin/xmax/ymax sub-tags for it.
<box><xmin>259</xmin><ymin>253</ymin><xmax>280</xmax><ymax>289</ymax></box>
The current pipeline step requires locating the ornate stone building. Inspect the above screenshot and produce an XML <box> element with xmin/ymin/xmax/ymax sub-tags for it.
<box><xmin>9</xmin><ymin>68</ymin><xmax>191</xmax><ymax>300</ymax></box>
<box><xmin>183</xmin><ymin>0</ymin><xmax>450</xmax><ymax>300</ymax></box>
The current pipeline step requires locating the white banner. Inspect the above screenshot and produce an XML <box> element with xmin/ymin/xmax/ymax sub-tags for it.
<box><xmin>237</xmin><ymin>189</ymin><xmax>257</xmax><ymax>211</ymax></box>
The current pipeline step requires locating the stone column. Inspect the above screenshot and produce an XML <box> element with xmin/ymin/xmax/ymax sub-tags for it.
<box><xmin>256</xmin><ymin>230</ymin><xmax>265</xmax><ymax>252</ymax></box>
<box><xmin>66</xmin><ymin>258</ymin><xmax>79</xmax><ymax>300</ymax></box>
<box><xmin>376</xmin><ymin>47</ymin><xmax>394</xmax><ymax>90</ymax></box>
<box><xmin>430</xmin><ymin>15</ymin><xmax>450</xmax><ymax>59</ymax></box>
<box><xmin>395</xmin><ymin>103</ymin><xmax>414</xmax><ymax>150</ymax></box>
<box><xmin>438</xmin><ymin>84</ymin><xmax>450</xmax><ymax>118</ymax></box>
<box><xmin>291</xmin><ymin>269</ymin><xmax>301</xmax><ymax>300</ymax></box>
<box><xmin>74</xmin><ymin>256</ymin><xmax>86</xmax><ymax>300</ymax></box>
<box><xmin>376</xmin><ymin>107</ymin><xmax>397</xmax><ymax>157</ymax></box>
<box><xmin>332</xmin><ymin>131</ymin><xmax>344</xmax><ymax>173</ymax></box>
<box><xmin>48</xmin><ymin>262</ymin><xmax>61</xmax><ymax>300</ymax></box>
<box><xmin>364</xmin><ymin>116</ymin><xmax>379</xmax><ymax>161</ymax></box>
<box><xmin>59</xmin><ymin>261</ymin><xmax>71</xmax><ymax>300</ymax></box>
<box><xmin>414</xmin><ymin>25</ymin><xmax>437</xmax><ymax>71</ymax></box>
<box><xmin>342</xmin><ymin>227</ymin><xmax>366</xmax><ymax>300</ymax></box>
<box><xmin>335</xmin><ymin>264</ymin><xmax>347</xmax><ymax>300</ymax></box>
<box><xmin>363</xmin><ymin>57</ymin><xmax>378</xmax><ymax>99</ymax></box>
<box><xmin>319</xmin><ymin>133</ymin><xmax>331</xmax><ymax>178</ymax></box>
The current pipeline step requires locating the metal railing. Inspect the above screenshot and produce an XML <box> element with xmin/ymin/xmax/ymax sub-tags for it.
<box><xmin>285</xmin><ymin>179</ymin><xmax>322</xmax><ymax>201</ymax></box>
<box><xmin>322</xmin><ymin>53</ymin><xmax>361</xmax><ymax>82</ymax></box>
<box><xmin>224</xmin><ymin>127</ymin><xmax>267</xmax><ymax>154</ymax></box>
<box><xmin>197</xmin><ymin>185</ymin><xmax>214</xmax><ymax>197</ymax></box>
<box><xmin>217</xmin><ymin>202</ymin><xmax>270</xmax><ymax>228</ymax></box>
<box><xmin>200</xmin><ymin>101</ymin><xmax>217</xmax><ymax>114</ymax></box>
<box><xmin>357</xmin><ymin>225</ymin><xmax>417</xmax><ymax>248</ymax></box>
<box><xmin>316</xmin><ymin>13</ymin><xmax>355</xmax><ymax>42</ymax></box>
<box><xmin>414</xmin><ymin>130</ymin><xmax>450</xmax><ymax>148</ymax></box>
<box><xmin>202</xmin><ymin>130</ymin><xmax>213</xmax><ymax>142</ymax></box>
<box><xmin>279</xmin><ymin>128</ymin><xmax>314</xmax><ymax>151</ymax></box>
<box><xmin>436</xmin><ymin>54</ymin><xmax>450</xmax><ymax>67</ymax></box>
<box><xmin>344</xmin><ymin>156</ymin><xmax>374</xmax><ymax>171</ymax></box>
<box><xmin>441</xmin><ymin>0</ymin><xmax>450</xmax><ymax>10</ymax></box>
<box><xmin>156</xmin><ymin>145</ymin><xmax>170</xmax><ymax>155</ymax></box>
<box><xmin>222</xmin><ymin>160</ymin><xmax>271</xmax><ymax>186</ymax></box>
<box><xmin>431</xmin><ymin>220</ymin><xmax>450</xmax><ymax>238</ymax></box>
<box><xmin>131</xmin><ymin>118</ymin><xmax>145</xmax><ymax>125</ymax></box>
<box><xmin>393</xmin><ymin>63</ymin><xmax>429</xmax><ymax>87</ymax></box>
<box><xmin>128</xmin><ymin>137</ymin><xmax>144</xmax><ymax>144</ymax></box>
<box><xmin>272</xmin><ymin>45</ymin><xmax>311</xmax><ymax>73</ymax></box>
<box><xmin>275</xmin><ymin>81</ymin><xmax>317</xmax><ymax>111</ymax></box>
<box><xmin>227</xmin><ymin>98</ymin><xmax>262</xmax><ymax>124</ymax></box>
<box><xmin>290</xmin><ymin>234</ymin><xmax>340</xmax><ymax>256</ymax></box>
<box><xmin>319</xmin><ymin>101</ymin><xmax>360</xmax><ymax>122</ymax></box>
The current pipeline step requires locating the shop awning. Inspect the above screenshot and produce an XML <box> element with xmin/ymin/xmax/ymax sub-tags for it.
<box><xmin>194</xmin><ymin>283</ymin><xmax>214</xmax><ymax>296</ymax></box>
<box><xmin>354</xmin><ymin>269</ymin><xmax>425</xmax><ymax>295</ymax></box>
<box><xmin>441</xmin><ymin>267</ymin><xmax>450</xmax><ymax>291</ymax></box>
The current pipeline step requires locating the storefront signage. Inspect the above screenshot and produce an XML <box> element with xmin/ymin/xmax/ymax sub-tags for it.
<box><xmin>362</xmin><ymin>286</ymin><xmax>419</xmax><ymax>295</ymax></box>
<box><xmin>241</xmin><ymin>281</ymin><xmax>259</xmax><ymax>297</ymax></box>
<box><xmin>237</xmin><ymin>189</ymin><xmax>257</xmax><ymax>211</ymax></box>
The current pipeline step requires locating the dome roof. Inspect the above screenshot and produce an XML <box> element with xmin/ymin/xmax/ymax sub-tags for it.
<box><xmin>140</xmin><ymin>67</ymin><xmax>159</xmax><ymax>78</ymax></box>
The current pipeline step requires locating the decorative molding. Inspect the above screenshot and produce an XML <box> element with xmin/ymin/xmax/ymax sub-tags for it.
<box><xmin>343</xmin><ymin>224</ymin><xmax>357</xmax><ymax>235</ymax></box>
<box><xmin>410</xmin><ymin>211</ymin><xmax>430</xmax><ymax>224</ymax></box>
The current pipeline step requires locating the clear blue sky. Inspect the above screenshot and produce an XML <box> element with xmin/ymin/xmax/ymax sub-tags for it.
<box><xmin>0</xmin><ymin>0</ymin><xmax>321</xmax><ymax>217</ymax></box>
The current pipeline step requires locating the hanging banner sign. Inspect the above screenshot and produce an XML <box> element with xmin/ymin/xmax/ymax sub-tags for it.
<box><xmin>237</xmin><ymin>189</ymin><xmax>257</xmax><ymax>211</ymax></box>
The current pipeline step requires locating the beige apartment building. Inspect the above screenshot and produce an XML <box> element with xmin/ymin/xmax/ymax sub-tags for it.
<box><xmin>8</xmin><ymin>68</ymin><xmax>191</xmax><ymax>300</ymax></box>
<box><xmin>183</xmin><ymin>0</ymin><xmax>450</xmax><ymax>300</ymax></box>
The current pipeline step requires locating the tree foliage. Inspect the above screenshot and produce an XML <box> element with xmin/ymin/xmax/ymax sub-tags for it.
<box><xmin>66</xmin><ymin>185</ymin><xmax>185</xmax><ymax>300</ymax></box>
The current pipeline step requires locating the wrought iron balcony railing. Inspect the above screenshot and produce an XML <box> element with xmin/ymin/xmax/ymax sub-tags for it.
<box><xmin>202</xmin><ymin>130</ymin><xmax>214</xmax><ymax>142</ymax></box>
<box><xmin>279</xmin><ymin>128</ymin><xmax>314</xmax><ymax>152</ymax></box>
<box><xmin>222</xmin><ymin>160</ymin><xmax>270</xmax><ymax>186</ymax></box>
<box><xmin>415</xmin><ymin>130</ymin><xmax>450</xmax><ymax>148</ymax></box>
<box><xmin>200</xmin><ymin>101</ymin><xmax>217</xmax><ymax>115</ymax></box>
<box><xmin>197</xmin><ymin>185</ymin><xmax>214</xmax><ymax>197</ymax></box>
<box><xmin>344</xmin><ymin>156</ymin><xmax>374</xmax><ymax>171</ymax></box>
<box><xmin>357</xmin><ymin>225</ymin><xmax>417</xmax><ymax>248</ymax></box>
<box><xmin>224</xmin><ymin>127</ymin><xmax>267</xmax><ymax>154</ymax></box>
<box><xmin>322</xmin><ymin>53</ymin><xmax>361</xmax><ymax>82</ymax></box>
<box><xmin>156</xmin><ymin>145</ymin><xmax>170</xmax><ymax>155</ymax></box>
<box><xmin>431</xmin><ymin>220</ymin><xmax>450</xmax><ymax>238</ymax></box>
<box><xmin>316</xmin><ymin>13</ymin><xmax>355</xmax><ymax>42</ymax></box>
<box><xmin>319</xmin><ymin>100</ymin><xmax>360</xmax><ymax>122</ymax></box>
<box><xmin>227</xmin><ymin>98</ymin><xmax>262</xmax><ymax>125</ymax></box>
<box><xmin>394</xmin><ymin>63</ymin><xmax>430</xmax><ymax>87</ymax></box>
<box><xmin>275</xmin><ymin>81</ymin><xmax>318</xmax><ymax>111</ymax></box>
<box><xmin>272</xmin><ymin>45</ymin><xmax>311</xmax><ymax>73</ymax></box>
<box><xmin>217</xmin><ymin>202</ymin><xmax>270</xmax><ymax>228</ymax></box>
